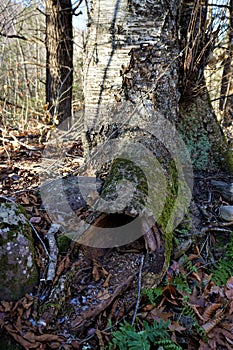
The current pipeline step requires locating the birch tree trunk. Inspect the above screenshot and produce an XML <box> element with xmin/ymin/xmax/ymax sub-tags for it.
<box><xmin>83</xmin><ymin>0</ymin><xmax>180</xmax><ymax>146</ymax></box>
<box><xmin>78</xmin><ymin>0</ymin><xmax>232</xmax><ymax>287</ymax></box>
<box><xmin>79</xmin><ymin>0</ymin><xmax>185</xmax><ymax>287</ymax></box>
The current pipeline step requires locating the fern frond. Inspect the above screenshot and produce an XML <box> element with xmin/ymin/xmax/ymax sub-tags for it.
<box><xmin>142</xmin><ymin>286</ymin><xmax>163</xmax><ymax>305</ymax></box>
<box><xmin>211</xmin><ymin>232</ymin><xmax>233</xmax><ymax>286</ymax></box>
<box><xmin>156</xmin><ymin>339</ymin><xmax>182</xmax><ymax>350</ymax></box>
<box><xmin>108</xmin><ymin>319</ymin><xmax>181</xmax><ymax>350</ymax></box>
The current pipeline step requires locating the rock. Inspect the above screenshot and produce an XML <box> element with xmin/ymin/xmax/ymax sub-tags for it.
<box><xmin>218</xmin><ymin>205</ymin><xmax>233</xmax><ymax>222</ymax></box>
<box><xmin>0</xmin><ymin>203</ymin><xmax>38</xmax><ymax>301</ymax></box>
<box><xmin>211</xmin><ymin>180</ymin><xmax>233</xmax><ymax>202</ymax></box>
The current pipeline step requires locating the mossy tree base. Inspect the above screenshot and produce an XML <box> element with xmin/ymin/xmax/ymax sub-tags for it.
<box><xmin>72</xmin><ymin>158</ymin><xmax>181</xmax><ymax>288</ymax></box>
<box><xmin>179</xmin><ymin>94</ymin><xmax>233</xmax><ymax>172</ymax></box>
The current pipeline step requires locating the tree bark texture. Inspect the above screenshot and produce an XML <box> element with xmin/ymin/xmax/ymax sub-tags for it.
<box><xmin>46</xmin><ymin>0</ymin><xmax>73</xmax><ymax>126</ymax></box>
<box><xmin>83</xmin><ymin>0</ymin><xmax>180</xmax><ymax>140</ymax></box>
<box><xmin>179</xmin><ymin>0</ymin><xmax>232</xmax><ymax>171</ymax></box>
<box><xmin>219</xmin><ymin>0</ymin><xmax>233</xmax><ymax>140</ymax></box>
<box><xmin>80</xmin><ymin>0</ymin><xmax>190</xmax><ymax>288</ymax></box>
<box><xmin>80</xmin><ymin>0</ymin><xmax>232</xmax><ymax>287</ymax></box>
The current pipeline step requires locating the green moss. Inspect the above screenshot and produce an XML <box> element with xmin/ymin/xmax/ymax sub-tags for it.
<box><xmin>57</xmin><ymin>234</ymin><xmax>72</xmax><ymax>254</ymax></box>
<box><xmin>221</xmin><ymin>148</ymin><xmax>233</xmax><ymax>172</ymax></box>
<box><xmin>156</xmin><ymin>160</ymin><xmax>178</xmax><ymax>267</ymax></box>
<box><xmin>157</xmin><ymin>160</ymin><xmax>177</xmax><ymax>231</ymax></box>
<box><xmin>101</xmin><ymin>158</ymin><xmax>148</xmax><ymax>211</ymax></box>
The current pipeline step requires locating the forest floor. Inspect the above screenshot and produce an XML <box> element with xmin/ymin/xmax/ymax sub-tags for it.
<box><xmin>0</xmin><ymin>127</ymin><xmax>233</xmax><ymax>350</ymax></box>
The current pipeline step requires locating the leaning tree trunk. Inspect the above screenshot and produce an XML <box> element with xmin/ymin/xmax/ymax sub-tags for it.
<box><xmin>78</xmin><ymin>0</ymin><xmax>232</xmax><ymax>288</ymax></box>
<box><xmin>46</xmin><ymin>0</ymin><xmax>73</xmax><ymax>127</ymax></box>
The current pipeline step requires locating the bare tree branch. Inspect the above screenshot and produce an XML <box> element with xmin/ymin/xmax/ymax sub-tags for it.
<box><xmin>0</xmin><ymin>32</ymin><xmax>28</xmax><ymax>40</ymax></box>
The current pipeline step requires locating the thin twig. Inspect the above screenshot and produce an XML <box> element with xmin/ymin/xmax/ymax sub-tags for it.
<box><xmin>132</xmin><ymin>255</ymin><xmax>144</xmax><ymax>326</ymax></box>
<box><xmin>29</xmin><ymin>221</ymin><xmax>50</xmax><ymax>258</ymax></box>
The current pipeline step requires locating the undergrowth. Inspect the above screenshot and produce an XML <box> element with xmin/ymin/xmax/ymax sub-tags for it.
<box><xmin>107</xmin><ymin>319</ymin><xmax>182</xmax><ymax>350</ymax></box>
<box><xmin>211</xmin><ymin>232</ymin><xmax>233</xmax><ymax>286</ymax></box>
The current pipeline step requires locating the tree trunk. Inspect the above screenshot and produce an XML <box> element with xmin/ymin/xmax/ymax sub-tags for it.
<box><xmin>46</xmin><ymin>0</ymin><xmax>73</xmax><ymax>127</ymax></box>
<box><xmin>79</xmin><ymin>0</ymin><xmax>232</xmax><ymax>287</ymax></box>
<box><xmin>219</xmin><ymin>0</ymin><xmax>233</xmax><ymax>139</ymax></box>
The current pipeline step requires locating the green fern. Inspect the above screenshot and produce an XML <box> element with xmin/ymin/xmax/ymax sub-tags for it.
<box><xmin>142</xmin><ymin>286</ymin><xmax>163</xmax><ymax>305</ymax></box>
<box><xmin>184</xmin><ymin>259</ymin><xmax>198</xmax><ymax>274</ymax></box>
<box><xmin>211</xmin><ymin>232</ymin><xmax>233</xmax><ymax>286</ymax></box>
<box><xmin>155</xmin><ymin>339</ymin><xmax>183</xmax><ymax>350</ymax></box>
<box><xmin>173</xmin><ymin>274</ymin><xmax>192</xmax><ymax>294</ymax></box>
<box><xmin>181</xmin><ymin>303</ymin><xmax>206</xmax><ymax>338</ymax></box>
<box><xmin>107</xmin><ymin>320</ymin><xmax>182</xmax><ymax>350</ymax></box>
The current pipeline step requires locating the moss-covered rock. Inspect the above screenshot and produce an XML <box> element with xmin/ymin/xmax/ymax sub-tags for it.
<box><xmin>0</xmin><ymin>203</ymin><xmax>38</xmax><ymax>301</ymax></box>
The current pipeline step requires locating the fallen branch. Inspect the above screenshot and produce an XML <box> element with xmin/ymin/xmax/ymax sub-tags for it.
<box><xmin>46</xmin><ymin>224</ymin><xmax>60</xmax><ymax>282</ymax></box>
<box><xmin>71</xmin><ymin>274</ymin><xmax>136</xmax><ymax>332</ymax></box>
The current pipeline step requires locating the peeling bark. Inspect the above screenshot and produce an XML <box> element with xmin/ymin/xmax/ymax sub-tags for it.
<box><xmin>80</xmin><ymin>0</ymin><xmax>232</xmax><ymax>287</ymax></box>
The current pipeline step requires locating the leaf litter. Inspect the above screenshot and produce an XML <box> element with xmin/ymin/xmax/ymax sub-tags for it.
<box><xmin>0</xmin><ymin>128</ymin><xmax>233</xmax><ymax>349</ymax></box>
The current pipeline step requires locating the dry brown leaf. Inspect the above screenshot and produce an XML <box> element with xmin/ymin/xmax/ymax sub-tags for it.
<box><xmin>103</xmin><ymin>273</ymin><xmax>112</xmax><ymax>288</ymax></box>
<box><xmin>102</xmin><ymin>266</ymin><xmax>109</xmax><ymax>277</ymax></box>
<box><xmin>226</xmin><ymin>276</ymin><xmax>233</xmax><ymax>289</ymax></box>
<box><xmin>202</xmin><ymin>303</ymin><xmax>222</xmax><ymax>323</ymax></box>
<box><xmin>208</xmin><ymin>327</ymin><xmax>233</xmax><ymax>350</ymax></box>
<box><xmin>108</xmin><ymin>299</ymin><xmax>118</xmax><ymax>321</ymax></box>
<box><xmin>168</xmin><ymin>321</ymin><xmax>186</xmax><ymax>333</ymax></box>
<box><xmin>21</xmin><ymin>195</ymin><xmax>30</xmax><ymax>204</ymax></box>
<box><xmin>71</xmin><ymin>340</ymin><xmax>81</xmax><ymax>349</ymax></box>
<box><xmin>228</xmin><ymin>301</ymin><xmax>233</xmax><ymax>315</ymax></box>
<box><xmin>55</xmin><ymin>255</ymin><xmax>70</xmax><ymax>279</ymax></box>
<box><xmin>63</xmin><ymin>344</ymin><xmax>73</xmax><ymax>350</ymax></box>
<box><xmin>150</xmin><ymin>307</ymin><xmax>173</xmax><ymax>322</ymax></box>
<box><xmin>97</xmin><ymin>289</ymin><xmax>111</xmax><ymax>300</ymax></box>
<box><xmin>50</xmin><ymin>342</ymin><xmax>64</xmax><ymax>349</ymax></box>
<box><xmin>189</xmin><ymin>286</ymin><xmax>205</xmax><ymax>307</ymax></box>
<box><xmin>1</xmin><ymin>301</ymin><xmax>12</xmax><ymax>312</ymax></box>
<box><xmin>198</xmin><ymin>338</ymin><xmax>213</xmax><ymax>350</ymax></box>
<box><xmin>35</xmin><ymin>333</ymin><xmax>65</xmax><ymax>342</ymax></box>
<box><xmin>225</xmin><ymin>289</ymin><xmax>233</xmax><ymax>300</ymax></box>
<box><xmin>92</xmin><ymin>262</ymin><xmax>101</xmax><ymax>281</ymax></box>
<box><xmin>14</xmin><ymin>316</ymin><xmax>23</xmax><ymax>335</ymax></box>
<box><xmin>191</xmin><ymin>272</ymin><xmax>202</xmax><ymax>282</ymax></box>
<box><xmin>23</xmin><ymin>331</ymin><xmax>36</xmax><ymax>342</ymax></box>
<box><xmin>5</xmin><ymin>325</ymin><xmax>40</xmax><ymax>349</ymax></box>
<box><xmin>202</xmin><ymin>308</ymin><xmax>224</xmax><ymax>333</ymax></box>
<box><xmin>96</xmin><ymin>329</ymin><xmax>104</xmax><ymax>347</ymax></box>
<box><xmin>116</xmin><ymin>303</ymin><xmax>125</xmax><ymax>323</ymax></box>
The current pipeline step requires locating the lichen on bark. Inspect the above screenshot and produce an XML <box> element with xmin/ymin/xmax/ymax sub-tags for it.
<box><xmin>0</xmin><ymin>203</ymin><xmax>38</xmax><ymax>301</ymax></box>
<box><xmin>179</xmin><ymin>95</ymin><xmax>233</xmax><ymax>171</ymax></box>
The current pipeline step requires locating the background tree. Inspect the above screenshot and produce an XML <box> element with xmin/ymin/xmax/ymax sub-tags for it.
<box><xmin>219</xmin><ymin>0</ymin><xmax>233</xmax><ymax>140</ymax></box>
<box><xmin>0</xmin><ymin>0</ymin><xmax>46</xmax><ymax>128</ymax></box>
<box><xmin>45</xmin><ymin>0</ymin><xmax>73</xmax><ymax>127</ymax></box>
